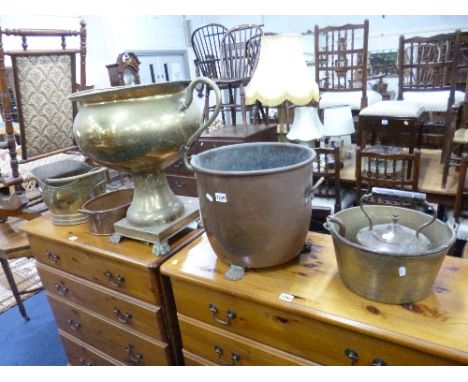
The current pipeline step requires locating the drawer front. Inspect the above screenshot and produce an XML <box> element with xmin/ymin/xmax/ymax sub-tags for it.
<box><xmin>178</xmin><ymin>313</ymin><xmax>316</xmax><ymax>366</ymax></box>
<box><xmin>59</xmin><ymin>330</ymin><xmax>124</xmax><ymax>366</ymax></box>
<box><xmin>183</xmin><ymin>350</ymin><xmax>217</xmax><ymax>366</ymax></box>
<box><xmin>48</xmin><ymin>293</ymin><xmax>171</xmax><ymax>366</ymax></box>
<box><xmin>30</xmin><ymin>236</ymin><xmax>160</xmax><ymax>304</ymax></box>
<box><xmin>166</xmin><ymin>174</ymin><xmax>198</xmax><ymax>197</ymax></box>
<box><xmin>172</xmin><ymin>279</ymin><xmax>459</xmax><ymax>366</ymax></box>
<box><xmin>37</xmin><ymin>263</ymin><xmax>166</xmax><ymax>341</ymax></box>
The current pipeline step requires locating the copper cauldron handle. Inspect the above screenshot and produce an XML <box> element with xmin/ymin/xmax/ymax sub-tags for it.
<box><xmin>181</xmin><ymin>77</ymin><xmax>222</xmax><ymax>171</ymax></box>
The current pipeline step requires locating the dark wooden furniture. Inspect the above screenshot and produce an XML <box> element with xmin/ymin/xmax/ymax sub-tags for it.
<box><xmin>106</xmin><ymin>52</ymin><xmax>141</xmax><ymax>87</ymax></box>
<box><xmin>21</xmin><ymin>213</ymin><xmax>203</xmax><ymax>366</ymax></box>
<box><xmin>340</xmin><ymin>145</ymin><xmax>459</xmax><ymax>209</ymax></box>
<box><xmin>442</xmin><ymin>75</ymin><xmax>468</xmax><ymax>188</ymax></box>
<box><xmin>0</xmin><ymin>217</ymin><xmax>40</xmax><ymax>321</ymax></box>
<box><xmin>191</xmin><ymin>23</ymin><xmax>228</xmax><ymax>121</ymax></box>
<box><xmin>0</xmin><ymin>20</ymin><xmax>87</xmax><ymax>220</ymax></box>
<box><xmin>165</xmin><ymin>123</ymin><xmax>278</xmax><ymax>197</ymax></box>
<box><xmin>355</xmin><ymin>146</ymin><xmax>421</xmax><ymax>203</ymax></box>
<box><xmin>313</xmin><ymin>146</ymin><xmax>342</xmax><ymax>214</ymax></box>
<box><xmin>454</xmin><ymin>155</ymin><xmax>468</xmax><ymax>222</ymax></box>
<box><xmin>310</xmin><ymin>145</ymin><xmax>354</xmax><ymax>233</ymax></box>
<box><xmin>399</xmin><ymin>31</ymin><xmax>462</xmax><ymax>151</ymax></box>
<box><xmin>217</xmin><ymin>24</ymin><xmax>265</xmax><ymax>128</ymax></box>
<box><xmin>161</xmin><ymin>232</ymin><xmax>468</xmax><ymax>365</ymax></box>
<box><xmin>314</xmin><ymin>20</ymin><xmax>378</xmax><ymax>114</ymax></box>
<box><xmin>358</xmin><ymin>100</ymin><xmax>424</xmax><ymax>153</ymax></box>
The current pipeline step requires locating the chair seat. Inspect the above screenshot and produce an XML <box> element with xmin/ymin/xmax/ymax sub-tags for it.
<box><xmin>312</xmin><ymin>188</ymin><xmax>356</xmax><ymax>214</ymax></box>
<box><xmin>359</xmin><ymin>100</ymin><xmax>425</xmax><ymax>118</ymax></box>
<box><xmin>319</xmin><ymin>90</ymin><xmax>382</xmax><ymax>110</ymax></box>
<box><xmin>403</xmin><ymin>90</ymin><xmax>465</xmax><ymax>113</ymax></box>
<box><xmin>446</xmin><ymin>209</ymin><xmax>468</xmax><ymax>241</ymax></box>
<box><xmin>454</xmin><ymin>128</ymin><xmax>468</xmax><ymax>144</ymax></box>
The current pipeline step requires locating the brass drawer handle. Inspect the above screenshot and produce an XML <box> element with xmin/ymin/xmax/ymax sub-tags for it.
<box><xmin>345</xmin><ymin>348</ymin><xmax>359</xmax><ymax>365</ymax></box>
<box><xmin>78</xmin><ymin>357</ymin><xmax>94</xmax><ymax>366</ymax></box>
<box><xmin>371</xmin><ymin>358</ymin><xmax>387</xmax><ymax>366</ymax></box>
<box><xmin>53</xmin><ymin>282</ymin><xmax>69</xmax><ymax>296</ymax></box>
<box><xmin>214</xmin><ymin>345</ymin><xmax>241</xmax><ymax>366</ymax></box>
<box><xmin>46</xmin><ymin>251</ymin><xmax>60</xmax><ymax>264</ymax></box>
<box><xmin>113</xmin><ymin>307</ymin><xmax>132</xmax><ymax>323</ymax></box>
<box><xmin>125</xmin><ymin>345</ymin><xmax>143</xmax><ymax>365</ymax></box>
<box><xmin>67</xmin><ymin>319</ymin><xmax>81</xmax><ymax>331</ymax></box>
<box><xmin>174</xmin><ymin>180</ymin><xmax>184</xmax><ymax>188</ymax></box>
<box><xmin>103</xmin><ymin>270</ymin><xmax>125</xmax><ymax>287</ymax></box>
<box><xmin>209</xmin><ymin>303</ymin><xmax>236</xmax><ymax>325</ymax></box>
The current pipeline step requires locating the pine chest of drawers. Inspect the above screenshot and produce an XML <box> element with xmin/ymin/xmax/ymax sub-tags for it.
<box><xmin>161</xmin><ymin>233</ymin><xmax>468</xmax><ymax>366</ymax></box>
<box><xmin>21</xmin><ymin>213</ymin><xmax>202</xmax><ymax>366</ymax></box>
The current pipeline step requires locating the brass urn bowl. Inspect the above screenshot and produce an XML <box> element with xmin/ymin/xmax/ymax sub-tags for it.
<box><xmin>69</xmin><ymin>78</ymin><xmax>220</xmax><ymax>227</ymax></box>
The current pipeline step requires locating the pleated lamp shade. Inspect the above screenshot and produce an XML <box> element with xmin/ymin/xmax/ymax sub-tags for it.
<box><xmin>245</xmin><ymin>34</ymin><xmax>319</xmax><ymax>106</ymax></box>
<box><xmin>323</xmin><ymin>105</ymin><xmax>355</xmax><ymax>137</ymax></box>
<box><xmin>286</xmin><ymin>107</ymin><xmax>324</xmax><ymax>142</ymax></box>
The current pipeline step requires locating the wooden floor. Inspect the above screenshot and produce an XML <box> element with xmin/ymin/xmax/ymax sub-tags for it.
<box><xmin>341</xmin><ymin>145</ymin><xmax>459</xmax><ymax>206</ymax></box>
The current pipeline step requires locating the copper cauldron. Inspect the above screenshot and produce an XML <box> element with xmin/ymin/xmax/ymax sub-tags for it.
<box><xmin>188</xmin><ymin>142</ymin><xmax>322</xmax><ymax>269</ymax></box>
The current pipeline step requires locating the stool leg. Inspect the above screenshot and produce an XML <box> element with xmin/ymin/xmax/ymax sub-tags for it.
<box><xmin>0</xmin><ymin>258</ymin><xmax>30</xmax><ymax>321</ymax></box>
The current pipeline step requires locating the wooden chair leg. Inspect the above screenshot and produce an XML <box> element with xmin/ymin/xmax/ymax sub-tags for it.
<box><xmin>240</xmin><ymin>84</ymin><xmax>247</xmax><ymax>129</ymax></box>
<box><xmin>441</xmin><ymin>118</ymin><xmax>457</xmax><ymax>188</ymax></box>
<box><xmin>203</xmin><ymin>86</ymin><xmax>210</xmax><ymax>123</ymax></box>
<box><xmin>0</xmin><ymin>257</ymin><xmax>30</xmax><ymax>321</ymax></box>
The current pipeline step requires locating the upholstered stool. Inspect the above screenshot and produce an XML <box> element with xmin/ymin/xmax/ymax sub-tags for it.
<box><xmin>319</xmin><ymin>90</ymin><xmax>383</xmax><ymax>112</ymax></box>
<box><xmin>358</xmin><ymin>100</ymin><xmax>425</xmax><ymax>153</ymax></box>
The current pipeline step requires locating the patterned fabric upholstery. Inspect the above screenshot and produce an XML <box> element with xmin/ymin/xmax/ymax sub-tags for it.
<box><xmin>15</xmin><ymin>53</ymin><xmax>75</xmax><ymax>158</ymax></box>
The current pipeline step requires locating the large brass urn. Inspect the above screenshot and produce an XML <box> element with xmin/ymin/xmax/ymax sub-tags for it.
<box><xmin>69</xmin><ymin>78</ymin><xmax>220</xmax><ymax>233</ymax></box>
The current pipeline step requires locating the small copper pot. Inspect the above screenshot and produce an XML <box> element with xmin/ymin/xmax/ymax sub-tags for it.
<box><xmin>79</xmin><ymin>188</ymin><xmax>134</xmax><ymax>235</ymax></box>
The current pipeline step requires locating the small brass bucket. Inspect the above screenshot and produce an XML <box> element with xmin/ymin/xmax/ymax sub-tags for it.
<box><xmin>31</xmin><ymin>159</ymin><xmax>107</xmax><ymax>225</ymax></box>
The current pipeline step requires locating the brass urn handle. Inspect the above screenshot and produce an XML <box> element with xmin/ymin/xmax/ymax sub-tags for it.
<box><xmin>181</xmin><ymin>77</ymin><xmax>222</xmax><ymax>171</ymax></box>
<box><xmin>214</xmin><ymin>345</ymin><xmax>241</xmax><ymax>366</ymax></box>
<box><xmin>209</xmin><ymin>303</ymin><xmax>236</xmax><ymax>325</ymax></box>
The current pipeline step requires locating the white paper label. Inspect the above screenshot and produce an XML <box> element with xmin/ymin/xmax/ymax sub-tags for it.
<box><xmin>398</xmin><ymin>266</ymin><xmax>406</xmax><ymax>277</ymax></box>
<box><xmin>215</xmin><ymin>192</ymin><xmax>227</xmax><ymax>203</ymax></box>
<box><xmin>68</xmin><ymin>236</ymin><xmax>78</xmax><ymax>241</ymax></box>
<box><xmin>205</xmin><ymin>193</ymin><xmax>213</xmax><ymax>202</ymax></box>
<box><xmin>381</xmin><ymin>119</ymin><xmax>389</xmax><ymax>125</ymax></box>
<box><xmin>279</xmin><ymin>293</ymin><xmax>294</xmax><ymax>302</ymax></box>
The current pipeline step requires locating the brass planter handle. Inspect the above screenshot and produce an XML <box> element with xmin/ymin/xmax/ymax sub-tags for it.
<box><xmin>182</xmin><ymin>77</ymin><xmax>222</xmax><ymax>171</ymax></box>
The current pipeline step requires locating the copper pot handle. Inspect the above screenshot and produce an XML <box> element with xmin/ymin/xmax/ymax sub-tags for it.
<box><xmin>181</xmin><ymin>77</ymin><xmax>222</xmax><ymax>171</ymax></box>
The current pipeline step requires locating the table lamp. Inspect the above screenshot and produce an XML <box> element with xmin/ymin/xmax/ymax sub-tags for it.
<box><xmin>245</xmin><ymin>34</ymin><xmax>319</xmax><ymax>139</ymax></box>
<box><xmin>323</xmin><ymin>105</ymin><xmax>355</xmax><ymax>157</ymax></box>
<box><xmin>286</xmin><ymin>106</ymin><xmax>323</xmax><ymax>144</ymax></box>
